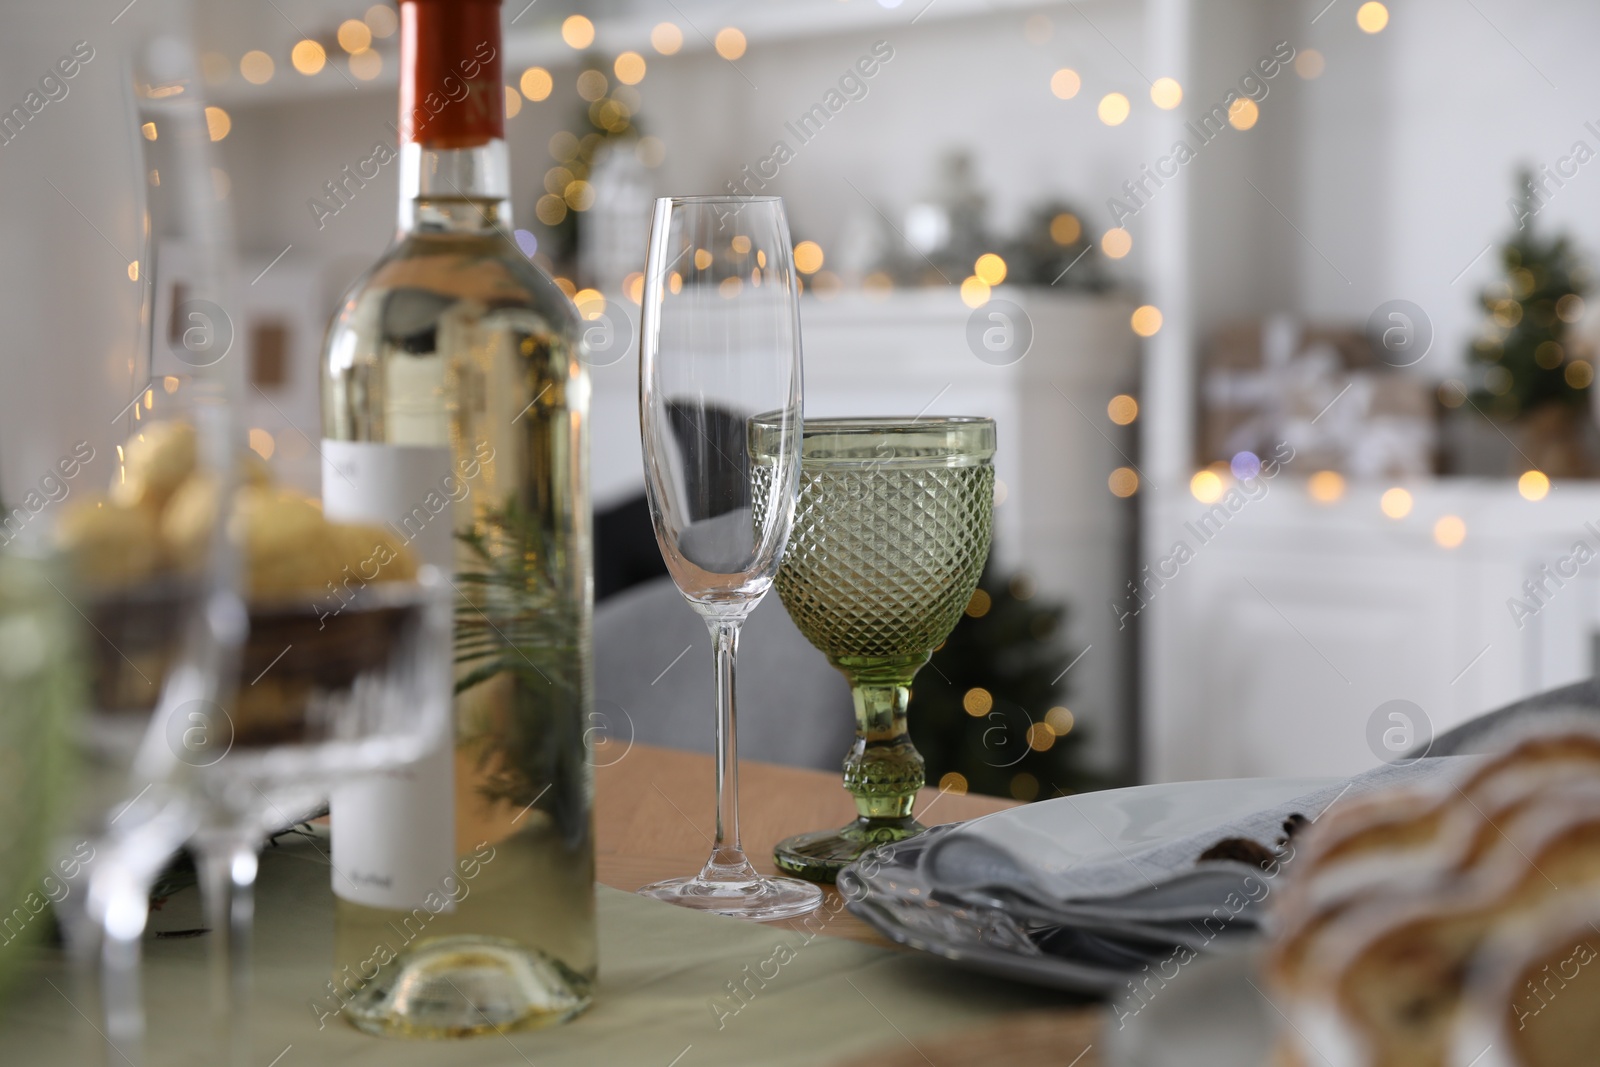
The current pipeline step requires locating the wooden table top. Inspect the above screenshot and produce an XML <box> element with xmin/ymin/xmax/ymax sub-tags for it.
<box><xmin>593</xmin><ymin>740</ymin><xmax>1016</xmax><ymax>942</ymax></box>
<box><xmin>593</xmin><ymin>742</ymin><xmax>1106</xmax><ymax>1067</ymax></box>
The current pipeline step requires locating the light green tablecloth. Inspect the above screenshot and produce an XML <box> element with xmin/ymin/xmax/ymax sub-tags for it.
<box><xmin>2</xmin><ymin>829</ymin><xmax>1067</xmax><ymax>1065</ymax></box>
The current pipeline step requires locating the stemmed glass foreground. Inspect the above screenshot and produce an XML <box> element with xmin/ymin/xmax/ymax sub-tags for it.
<box><xmin>637</xmin><ymin>195</ymin><xmax>821</xmax><ymax>920</ymax></box>
<box><xmin>758</xmin><ymin>418</ymin><xmax>996</xmax><ymax>882</ymax></box>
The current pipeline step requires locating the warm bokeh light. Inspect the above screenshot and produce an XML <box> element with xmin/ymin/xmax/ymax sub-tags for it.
<box><xmin>365</xmin><ymin>4</ymin><xmax>398</xmax><ymax>38</ymax></box>
<box><xmin>1010</xmin><ymin>773</ymin><xmax>1040</xmax><ymax>802</ymax></box>
<box><xmin>1295</xmin><ymin>49</ymin><xmax>1325</xmax><ymax>79</ymax></box>
<box><xmin>960</xmin><ymin>276</ymin><xmax>991</xmax><ymax>308</ymax></box>
<box><xmin>793</xmin><ymin>241</ymin><xmax>824</xmax><ymax>274</ymax></box>
<box><xmin>939</xmin><ymin>771</ymin><xmax>968</xmax><ymax>795</ymax></box>
<box><xmin>141</xmin><ymin>122</ymin><xmax>157</xmax><ymax>141</ymax></box>
<box><xmin>731</xmin><ymin>235</ymin><xmax>752</xmax><ymax>255</ymax></box>
<box><xmin>201</xmin><ymin>52</ymin><xmax>231</xmax><ymax>86</ymax></box>
<box><xmin>1566</xmin><ymin>360</ymin><xmax>1594</xmax><ymax>388</ymax></box>
<box><xmin>636</xmin><ymin>136</ymin><xmax>666</xmax><ymax>167</ymax></box>
<box><xmin>576</xmin><ymin>69</ymin><xmax>608</xmax><ymax>101</ymax></box>
<box><xmin>291</xmin><ymin>40</ymin><xmax>326</xmax><ymax>75</ymax></box>
<box><xmin>521</xmin><ymin>67</ymin><xmax>553</xmax><ymax>101</ymax></box>
<box><xmin>337</xmin><ymin>19</ymin><xmax>372</xmax><ymax>54</ymax></box>
<box><xmin>715</xmin><ymin>27</ymin><xmax>747</xmax><ymax>60</ymax></box>
<box><xmin>1433</xmin><ymin>515</ymin><xmax>1466</xmax><ymax>549</ymax></box>
<box><xmin>350</xmin><ymin>48</ymin><xmax>381</xmax><ymax>80</ymax></box>
<box><xmin>566</xmin><ymin>181</ymin><xmax>597</xmax><ymax>210</ymax></box>
<box><xmin>1109</xmin><ymin>467</ymin><xmax>1139</xmax><ymax>498</ymax></box>
<box><xmin>1191</xmin><ymin>470</ymin><xmax>1224</xmax><ymax>503</ymax></box>
<box><xmin>962</xmin><ymin>687</ymin><xmax>993</xmax><ymax>716</ymax></box>
<box><xmin>615</xmin><ymin>51</ymin><xmax>647</xmax><ymax>85</ymax></box>
<box><xmin>1045</xmin><ymin>706</ymin><xmax>1074</xmax><ymax>735</ymax></box>
<box><xmin>1519</xmin><ymin>470</ymin><xmax>1551</xmax><ymax>501</ymax></box>
<box><xmin>974</xmin><ymin>253</ymin><xmax>1007</xmax><ymax>285</ymax></box>
<box><xmin>248</xmin><ymin>428</ymin><xmax>275</xmax><ymax>461</ymax></box>
<box><xmin>1108</xmin><ymin>394</ymin><xmax>1138</xmax><ymax>425</ymax></box>
<box><xmin>1557</xmin><ymin>294</ymin><xmax>1585</xmax><ymax>323</ymax></box>
<box><xmin>503</xmin><ymin>86</ymin><xmax>522</xmax><ymax>118</ymax></box>
<box><xmin>1308</xmin><ymin>470</ymin><xmax>1346</xmax><ymax>503</ymax></box>
<box><xmin>573</xmin><ymin>289</ymin><xmax>605</xmax><ymax>320</ymax></box>
<box><xmin>549</xmin><ymin>131</ymin><xmax>579</xmax><ymax>161</ymax></box>
<box><xmin>535</xmin><ymin>194</ymin><xmax>566</xmax><ymax>225</ymax></box>
<box><xmin>562</xmin><ymin>15</ymin><xmax>595</xmax><ymax>49</ymax></box>
<box><xmin>1101</xmin><ymin>228</ymin><xmax>1133</xmax><ymax>258</ymax></box>
<box><xmin>128</xmin><ymin>261</ymin><xmax>139</xmax><ymax>281</ymax></box>
<box><xmin>1098</xmin><ymin>92</ymin><xmax>1131</xmax><ymax>125</ymax></box>
<box><xmin>1027</xmin><ymin>722</ymin><xmax>1056</xmax><ymax>752</ymax></box>
<box><xmin>1050</xmin><ymin>68</ymin><xmax>1081</xmax><ymax>99</ymax></box>
<box><xmin>967</xmin><ymin>588</ymin><xmax>992</xmax><ymax>617</ymax></box>
<box><xmin>240</xmin><ymin>50</ymin><xmax>273</xmax><ymax>84</ymax></box>
<box><xmin>624</xmin><ymin>272</ymin><xmax>645</xmax><ymax>304</ymax></box>
<box><xmin>1357</xmin><ymin>1</ymin><xmax>1389</xmax><ymax>33</ymax></box>
<box><xmin>651</xmin><ymin>22</ymin><xmax>683</xmax><ymax>55</ymax></box>
<box><xmin>719</xmin><ymin>277</ymin><xmax>743</xmax><ymax>299</ymax></box>
<box><xmin>1229</xmin><ymin>98</ymin><xmax>1259</xmax><ymax>130</ymax></box>
<box><xmin>1150</xmin><ymin>77</ymin><xmax>1183</xmax><ymax>109</ymax></box>
<box><xmin>1050</xmin><ymin>212</ymin><xmax>1082</xmax><ymax>245</ymax></box>
<box><xmin>204</xmin><ymin>106</ymin><xmax>230</xmax><ymax>142</ymax></box>
<box><xmin>1380</xmin><ymin>487</ymin><xmax>1413</xmax><ymax>519</ymax></box>
<box><xmin>1131</xmin><ymin>305</ymin><xmax>1163</xmax><ymax>337</ymax></box>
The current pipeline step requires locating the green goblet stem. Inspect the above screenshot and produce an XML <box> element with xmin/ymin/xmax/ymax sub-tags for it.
<box><xmin>837</xmin><ymin>652</ymin><xmax>929</xmax><ymax>826</ymax></box>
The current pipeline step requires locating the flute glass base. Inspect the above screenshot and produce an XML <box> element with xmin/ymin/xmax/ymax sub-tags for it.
<box><xmin>774</xmin><ymin>816</ymin><xmax>928</xmax><ymax>884</ymax></box>
<box><xmin>637</xmin><ymin>872</ymin><xmax>822</xmax><ymax>921</ymax></box>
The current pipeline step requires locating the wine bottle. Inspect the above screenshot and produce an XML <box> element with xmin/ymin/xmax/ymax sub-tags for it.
<box><xmin>316</xmin><ymin>0</ymin><xmax>595</xmax><ymax>1038</ymax></box>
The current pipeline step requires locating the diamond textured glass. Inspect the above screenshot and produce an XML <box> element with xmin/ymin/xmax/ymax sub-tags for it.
<box><xmin>754</xmin><ymin>417</ymin><xmax>995</xmax><ymax>882</ymax></box>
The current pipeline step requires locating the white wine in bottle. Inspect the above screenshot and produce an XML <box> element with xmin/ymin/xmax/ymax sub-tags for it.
<box><xmin>316</xmin><ymin>0</ymin><xmax>594</xmax><ymax>1037</ymax></box>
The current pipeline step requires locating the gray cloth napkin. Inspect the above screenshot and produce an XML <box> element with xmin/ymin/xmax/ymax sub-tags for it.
<box><xmin>919</xmin><ymin>756</ymin><xmax>1480</xmax><ymax>938</ymax></box>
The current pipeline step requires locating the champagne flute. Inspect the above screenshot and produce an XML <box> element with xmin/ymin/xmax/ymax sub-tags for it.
<box><xmin>636</xmin><ymin>196</ymin><xmax>821</xmax><ymax>920</ymax></box>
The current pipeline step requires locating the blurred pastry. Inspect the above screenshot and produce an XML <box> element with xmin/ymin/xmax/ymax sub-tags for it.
<box><xmin>111</xmin><ymin>419</ymin><xmax>196</xmax><ymax>512</ymax></box>
<box><xmin>56</xmin><ymin>498</ymin><xmax>160</xmax><ymax>588</ymax></box>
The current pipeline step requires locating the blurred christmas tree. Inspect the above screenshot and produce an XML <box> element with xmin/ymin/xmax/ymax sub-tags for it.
<box><xmin>907</xmin><ymin>567</ymin><xmax>1102</xmax><ymax>801</ymax></box>
<box><xmin>1002</xmin><ymin>200</ymin><xmax>1110</xmax><ymax>290</ymax></box>
<box><xmin>536</xmin><ymin>54</ymin><xmax>645</xmax><ymax>270</ymax></box>
<box><xmin>1469</xmin><ymin>170</ymin><xmax>1594</xmax><ymax>421</ymax></box>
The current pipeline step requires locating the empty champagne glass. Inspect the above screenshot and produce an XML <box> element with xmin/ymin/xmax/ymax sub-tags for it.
<box><xmin>636</xmin><ymin>195</ymin><xmax>821</xmax><ymax>920</ymax></box>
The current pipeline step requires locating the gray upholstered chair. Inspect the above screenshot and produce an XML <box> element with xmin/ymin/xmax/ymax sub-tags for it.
<box><xmin>593</xmin><ymin>576</ymin><xmax>856</xmax><ymax>772</ymax></box>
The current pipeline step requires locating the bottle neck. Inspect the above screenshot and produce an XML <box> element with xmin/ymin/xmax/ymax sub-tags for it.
<box><xmin>397</xmin><ymin>139</ymin><xmax>512</xmax><ymax>234</ymax></box>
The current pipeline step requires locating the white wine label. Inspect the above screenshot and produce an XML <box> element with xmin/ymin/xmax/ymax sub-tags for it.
<box><xmin>322</xmin><ymin>439</ymin><xmax>456</xmax><ymax>910</ymax></box>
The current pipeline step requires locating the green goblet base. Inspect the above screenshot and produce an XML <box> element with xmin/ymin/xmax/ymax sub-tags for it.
<box><xmin>773</xmin><ymin>815</ymin><xmax>927</xmax><ymax>883</ymax></box>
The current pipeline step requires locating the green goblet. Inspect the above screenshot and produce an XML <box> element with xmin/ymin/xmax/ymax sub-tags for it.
<box><xmin>752</xmin><ymin>416</ymin><xmax>995</xmax><ymax>882</ymax></box>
